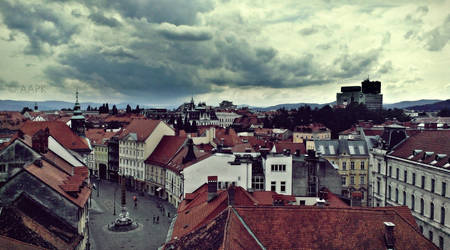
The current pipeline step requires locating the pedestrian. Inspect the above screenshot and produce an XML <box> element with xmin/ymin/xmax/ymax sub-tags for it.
<box><xmin>152</xmin><ymin>215</ymin><xmax>155</xmax><ymax>224</ymax></box>
<box><xmin>168</xmin><ymin>212</ymin><xmax>170</xmax><ymax>218</ymax></box>
<box><xmin>157</xmin><ymin>216</ymin><xmax>159</xmax><ymax>224</ymax></box>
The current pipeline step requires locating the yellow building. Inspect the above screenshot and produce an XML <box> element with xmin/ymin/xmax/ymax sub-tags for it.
<box><xmin>293</xmin><ymin>124</ymin><xmax>331</xmax><ymax>144</ymax></box>
<box><xmin>315</xmin><ymin>139</ymin><xmax>369</xmax><ymax>206</ymax></box>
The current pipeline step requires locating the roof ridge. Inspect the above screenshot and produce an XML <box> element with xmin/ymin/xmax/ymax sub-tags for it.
<box><xmin>231</xmin><ymin>207</ymin><xmax>266</xmax><ymax>250</ymax></box>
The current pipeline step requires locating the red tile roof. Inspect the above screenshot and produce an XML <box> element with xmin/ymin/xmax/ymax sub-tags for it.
<box><xmin>214</xmin><ymin>127</ymin><xmax>240</xmax><ymax>147</ymax></box>
<box><xmin>20</xmin><ymin>121</ymin><xmax>89</xmax><ymax>152</ymax></box>
<box><xmin>25</xmin><ymin>162</ymin><xmax>91</xmax><ymax>208</ymax></box>
<box><xmin>273</xmin><ymin>141</ymin><xmax>306</xmax><ymax>154</ymax></box>
<box><xmin>0</xmin><ymin>111</ymin><xmax>27</xmax><ymax>130</ymax></box>
<box><xmin>0</xmin><ymin>235</ymin><xmax>44</xmax><ymax>250</ymax></box>
<box><xmin>85</xmin><ymin>129</ymin><xmax>116</xmax><ymax>145</ymax></box>
<box><xmin>233</xmin><ymin>206</ymin><xmax>437</xmax><ymax>250</ymax></box>
<box><xmin>144</xmin><ymin>136</ymin><xmax>187</xmax><ymax>166</ymax></box>
<box><xmin>390</xmin><ymin>130</ymin><xmax>450</xmax><ymax>168</ymax></box>
<box><xmin>118</xmin><ymin>119</ymin><xmax>167</xmax><ymax>142</ymax></box>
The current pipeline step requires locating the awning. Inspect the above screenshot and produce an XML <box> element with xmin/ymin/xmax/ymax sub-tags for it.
<box><xmin>156</xmin><ymin>187</ymin><xmax>162</xmax><ymax>192</ymax></box>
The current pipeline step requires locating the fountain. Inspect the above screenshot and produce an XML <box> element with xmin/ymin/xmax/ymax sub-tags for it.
<box><xmin>108</xmin><ymin>177</ymin><xmax>138</xmax><ymax>232</ymax></box>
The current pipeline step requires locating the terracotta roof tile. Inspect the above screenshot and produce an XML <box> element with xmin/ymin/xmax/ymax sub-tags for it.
<box><xmin>117</xmin><ymin>119</ymin><xmax>167</xmax><ymax>142</ymax></box>
<box><xmin>0</xmin><ymin>235</ymin><xmax>44</xmax><ymax>250</ymax></box>
<box><xmin>85</xmin><ymin>129</ymin><xmax>116</xmax><ymax>145</ymax></box>
<box><xmin>25</xmin><ymin>162</ymin><xmax>91</xmax><ymax>208</ymax></box>
<box><xmin>20</xmin><ymin>121</ymin><xmax>89</xmax><ymax>152</ymax></box>
<box><xmin>144</xmin><ymin>136</ymin><xmax>187</xmax><ymax>166</ymax></box>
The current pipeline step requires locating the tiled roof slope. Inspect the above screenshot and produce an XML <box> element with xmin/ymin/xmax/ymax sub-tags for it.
<box><xmin>389</xmin><ymin>130</ymin><xmax>450</xmax><ymax>169</ymax></box>
<box><xmin>144</xmin><ymin>136</ymin><xmax>187</xmax><ymax>166</ymax></box>
<box><xmin>117</xmin><ymin>119</ymin><xmax>163</xmax><ymax>141</ymax></box>
<box><xmin>0</xmin><ymin>235</ymin><xmax>44</xmax><ymax>250</ymax></box>
<box><xmin>85</xmin><ymin>129</ymin><xmax>116</xmax><ymax>145</ymax></box>
<box><xmin>234</xmin><ymin>206</ymin><xmax>437</xmax><ymax>250</ymax></box>
<box><xmin>20</xmin><ymin>121</ymin><xmax>89</xmax><ymax>151</ymax></box>
<box><xmin>25</xmin><ymin>161</ymin><xmax>90</xmax><ymax>208</ymax></box>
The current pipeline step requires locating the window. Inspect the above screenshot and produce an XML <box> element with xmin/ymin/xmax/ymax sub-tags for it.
<box><xmin>395</xmin><ymin>188</ymin><xmax>398</xmax><ymax>203</ymax></box>
<box><xmin>271</xmin><ymin>181</ymin><xmax>276</xmax><ymax>192</ymax></box>
<box><xmin>443</xmin><ymin>182</ymin><xmax>447</xmax><ymax>196</ymax></box>
<box><xmin>280</xmin><ymin>181</ymin><xmax>286</xmax><ymax>192</ymax></box>
<box><xmin>377</xmin><ymin>163</ymin><xmax>381</xmax><ymax>173</ymax></box>
<box><xmin>412</xmin><ymin>173</ymin><xmax>416</xmax><ymax>185</ymax></box>
<box><xmin>404</xmin><ymin>170</ymin><xmax>407</xmax><ymax>182</ymax></box>
<box><xmin>342</xmin><ymin>162</ymin><xmax>347</xmax><ymax>170</ymax></box>
<box><xmin>252</xmin><ymin>176</ymin><xmax>264</xmax><ymax>191</ymax></box>
<box><xmin>360</xmin><ymin>175</ymin><xmax>365</xmax><ymax>185</ymax></box>
<box><xmin>429</xmin><ymin>231</ymin><xmax>433</xmax><ymax>241</ymax></box>
<box><xmin>350</xmin><ymin>161</ymin><xmax>355</xmax><ymax>170</ymax></box>
<box><xmin>441</xmin><ymin>206</ymin><xmax>445</xmax><ymax>225</ymax></box>
<box><xmin>360</xmin><ymin>161</ymin><xmax>365</xmax><ymax>170</ymax></box>
<box><xmin>431</xmin><ymin>179</ymin><xmax>435</xmax><ymax>193</ymax></box>
<box><xmin>388</xmin><ymin>186</ymin><xmax>392</xmax><ymax>199</ymax></box>
<box><xmin>389</xmin><ymin>166</ymin><xmax>392</xmax><ymax>177</ymax></box>
<box><xmin>377</xmin><ymin>181</ymin><xmax>380</xmax><ymax>194</ymax></box>
<box><xmin>0</xmin><ymin>164</ymin><xmax>6</xmax><ymax>173</ymax></box>
<box><xmin>403</xmin><ymin>191</ymin><xmax>406</xmax><ymax>205</ymax></box>
<box><xmin>439</xmin><ymin>236</ymin><xmax>444</xmax><ymax>250</ymax></box>
<box><xmin>430</xmin><ymin>202</ymin><xmax>434</xmax><ymax>220</ymax></box>
<box><xmin>396</xmin><ymin>168</ymin><xmax>399</xmax><ymax>179</ymax></box>
<box><xmin>420</xmin><ymin>198</ymin><xmax>424</xmax><ymax>215</ymax></box>
<box><xmin>300</xmin><ymin>200</ymin><xmax>306</xmax><ymax>205</ymax></box>
<box><xmin>421</xmin><ymin>176</ymin><xmax>425</xmax><ymax>189</ymax></box>
<box><xmin>341</xmin><ymin>176</ymin><xmax>346</xmax><ymax>185</ymax></box>
<box><xmin>350</xmin><ymin>176</ymin><xmax>355</xmax><ymax>185</ymax></box>
<box><xmin>419</xmin><ymin>225</ymin><xmax>423</xmax><ymax>233</ymax></box>
<box><xmin>411</xmin><ymin>195</ymin><xmax>415</xmax><ymax>211</ymax></box>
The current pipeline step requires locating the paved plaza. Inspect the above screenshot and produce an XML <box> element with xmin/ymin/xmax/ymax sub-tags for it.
<box><xmin>88</xmin><ymin>180</ymin><xmax>176</xmax><ymax>250</ymax></box>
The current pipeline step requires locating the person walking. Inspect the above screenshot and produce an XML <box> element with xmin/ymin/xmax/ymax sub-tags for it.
<box><xmin>157</xmin><ymin>216</ymin><xmax>159</xmax><ymax>224</ymax></box>
<box><xmin>152</xmin><ymin>215</ymin><xmax>155</xmax><ymax>224</ymax></box>
<box><xmin>133</xmin><ymin>195</ymin><xmax>137</xmax><ymax>209</ymax></box>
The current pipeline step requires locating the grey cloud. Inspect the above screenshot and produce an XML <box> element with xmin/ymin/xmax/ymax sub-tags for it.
<box><xmin>100</xmin><ymin>47</ymin><xmax>138</xmax><ymax>59</ymax></box>
<box><xmin>416</xmin><ymin>6</ymin><xmax>429</xmax><ymax>14</ymax></box>
<box><xmin>424</xmin><ymin>15</ymin><xmax>450</xmax><ymax>51</ymax></box>
<box><xmin>88</xmin><ymin>12</ymin><xmax>121</xmax><ymax>27</ymax></box>
<box><xmin>81</xmin><ymin>0</ymin><xmax>214</xmax><ymax>26</ymax></box>
<box><xmin>299</xmin><ymin>26</ymin><xmax>320</xmax><ymax>36</ymax></box>
<box><xmin>157</xmin><ymin>23</ymin><xmax>212</xmax><ymax>41</ymax></box>
<box><xmin>404</xmin><ymin>30</ymin><xmax>414</xmax><ymax>39</ymax></box>
<box><xmin>332</xmin><ymin>49</ymin><xmax>381</xmax><ymax>78</ymax></box>
<box><xmin>377</xmin><ymin>61</ymin><xmax>393</xmax><ymax>74</ymax></box>
<box><xmin>0</xmin><ymin>1</ymin><xmax>79</xmax><ymax>55</ymax></box>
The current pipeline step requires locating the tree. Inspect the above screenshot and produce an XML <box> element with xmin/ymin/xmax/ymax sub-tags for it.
<box><xmin>21</xmin><ymin>107</ymin><xmax>32</xmax><ymax>114</ymax></box>
<box><xmin>105</xmin><ymin>103</ymin><xmax>109</xmax><ymax>113</ymax></box>
<box><xmin>87</xmin><ymin>105</ymin><xmax>91</xmax><ymax>111</ymax></box>
<box><xmin>126</xmin><ymin>104</ymin><xmax>132</xmax><ymax>114</ymax></box>
<box><xmin>438</xmin><ymin>108</ymin><xmax>450</xmax><ymax>117</ymax></box>
<box><xmin>112</xmin><ymin>105</ymin><xmax>118</xmax><ymax>115</ymax></box>
<box><xmin>134</xmin><ymin>105</ymin><xmax>140</xmax><ymax>114</ymax></box>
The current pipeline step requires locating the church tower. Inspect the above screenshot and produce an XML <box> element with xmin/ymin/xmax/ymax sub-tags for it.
<box><xmin>71</xmin><ymin>89</ymin><xmax>86</xmax><ymax>136</ymax></box>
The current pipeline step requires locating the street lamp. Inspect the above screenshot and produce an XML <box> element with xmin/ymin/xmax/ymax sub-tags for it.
<box><xmin>113</xmin><ymin>186</ymin><xmax>117</xmax><ymax>216</ymax></box>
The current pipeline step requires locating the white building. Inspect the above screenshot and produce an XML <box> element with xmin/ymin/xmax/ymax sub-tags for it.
<box><xmin>182</xmin><ymin>153</ymin><xmax>252</xmax><ymax>195</ymax></box>
<box><xmin>215</xmin><ymin>111</ymin><xmax>241</xmax><ymax>128</ymax></box>
<box><xmin>263</xmin><ymin>154</ymin><xmax>293</xmax><ymax>195</ymax></box>
<box><xmin>118</xmin><ymin>119</ymin><xmax>174</xmax><ymax>191</ymax></box>
<box><xmin>370</xmin><ymin>127</ymin><xmax>449</xmax><ymax>250</ymax></box>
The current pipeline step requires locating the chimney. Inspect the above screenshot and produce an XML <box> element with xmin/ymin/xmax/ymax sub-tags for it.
<box><xmin>182</xmin><ymin>139</ymin><xmax>196</xmax><ymax>164</ymax></box>
<box><xmin>207</xmin><ymin>176</ymin><xmax>218</xmax><ymax>202</ymax></box>
<box><xmin>228</xmin><ymin>183</ymin><xmax>235</xmax><ymax>205</ymax></box>
<box><xmin>316</xmin><ymin>198</ymin><xmax>326</xmax><ymax>207</ymax></box>
<box><xmin>34</xmin><ymin>159</ymin><xmax>42</xmax><ymax>168</ymax></box>
<box><xmin>384</xmin><ymin>222</ymin><xmax>395</xmax><ymax>249</ymax></box>
<box><xmin>32</xmin><ymin>128</ymin><xmax>49</xmax><ymax>154</ymax></box>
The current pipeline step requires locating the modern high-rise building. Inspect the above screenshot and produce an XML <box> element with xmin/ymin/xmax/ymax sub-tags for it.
<box><xmin>337</xmin><ymin>79</ymin><xmax>383</xmax><ymax>111</ymax></box>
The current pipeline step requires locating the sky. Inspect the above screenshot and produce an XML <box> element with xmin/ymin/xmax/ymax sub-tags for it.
<box><xmin>0</xmin><ymin>0</ymin><xmax>449</xmax><ymax>107</ymax></box>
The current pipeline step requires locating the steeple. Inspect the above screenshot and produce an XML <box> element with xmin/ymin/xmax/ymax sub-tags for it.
<box><xmin>71</xmin><ymin>89</ymin><xmax>85</xmax><ymax>136</ymax></box>
<box><xmin>34</xmin><ymin>102</ymin><xmax>38</xmax><ymax>112</ymax></box>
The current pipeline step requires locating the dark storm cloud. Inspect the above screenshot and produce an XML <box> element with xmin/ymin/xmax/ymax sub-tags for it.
<box><xmin>157</xmin><ymin>23</ymin><xmax>212</xmax><ymax>41</ymax></box>
<box><xmin>299</xmin><ymin>25</ymin><xmax>324</xmax><ymax>36</ymax></box>
<box><xmin>44</xmin><ymin>48</ymin><xmax>211</xmax><ymax>102</ymax></box>
<box><xmin>88</xmin><ymin>12</ymin><xmax>121</xmax><ymax>27</ymax></box>
<box><xmin>0</xmin><ymin>1</ymin><xmax>79</xmax><ymax>55</ymax></box>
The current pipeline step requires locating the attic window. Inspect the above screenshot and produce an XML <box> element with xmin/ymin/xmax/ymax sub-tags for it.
<box><xmin>183</xmin><ymin>224</ymin><xmax>189</xmax><ymax>229</ymax></box>
<box><xmin>349</xmin><ymin>145</ymin><xmax>355</xmax><ymax>155</ymax></box>
<box><xmin>425</xmin><ymin>152</ymin><xmax>434</xmax><ymax>158</ymax></box>
<box><xmin>413</xmin><ymin>149</ymin><xmax>423</xmax><ymax>156</ymax></box>
<box><xmin>185</xmin><ymin>210</ymin><xmax>190</xmax><ymax>214</ymax></box>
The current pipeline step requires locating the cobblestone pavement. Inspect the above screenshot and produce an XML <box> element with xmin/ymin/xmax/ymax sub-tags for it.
<box><xmin>88</xmin><ymin>179</ymin><xmax>176</xmax><ymax>250</ymax></box>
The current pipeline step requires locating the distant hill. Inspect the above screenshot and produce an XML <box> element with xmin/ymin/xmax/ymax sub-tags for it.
<box><xmin>383</xmin><ymin>99</ymin><xmax>443</xmax><ymax>109</ymax></box>
<box><xmin>249</xmin><ymin>102</ymin><xmax>333</xmax><ymax>111</ymax></box>
<box><xmin>0</xmin><ymin>100</ymin><xmax>153</xmax><ymax>111</ymax></box>
<box><xmin>405</xmin><ymin>99</ymin><xmax>450</xmax><ymax>111</ymax></box>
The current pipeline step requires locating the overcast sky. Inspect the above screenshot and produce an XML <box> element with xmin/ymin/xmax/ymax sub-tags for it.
<box><xmin>0</xmin><ymin>0</ymin><xmax>449</xmax><ymax>107</ymax></box>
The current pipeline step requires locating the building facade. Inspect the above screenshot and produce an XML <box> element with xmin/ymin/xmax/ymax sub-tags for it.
<box><xmin>370</xmin><ymin>129</ymin><xmax>449</xmax><ymax>249</ymax></box>
<box><xmin>336</xmin><ymin>79</ymin><xmax>383</xmax><ymax>111</ymax></box>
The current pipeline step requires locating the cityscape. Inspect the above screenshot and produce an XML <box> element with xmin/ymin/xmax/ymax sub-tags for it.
<box><xmin>1</xmin><ymin>1</ymin><xmax>450</xmax><ymax>250</ymax></box>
